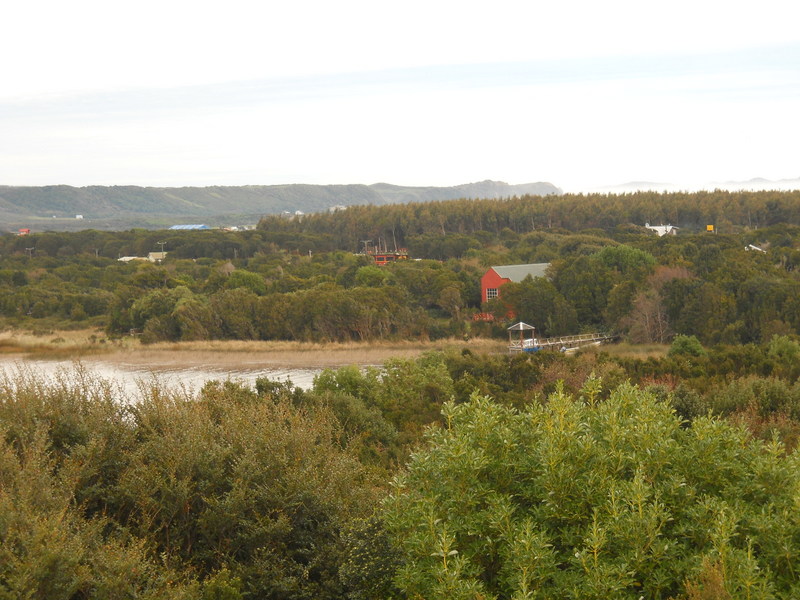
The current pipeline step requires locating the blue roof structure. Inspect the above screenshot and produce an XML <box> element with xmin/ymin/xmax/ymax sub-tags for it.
<box><xmin>169</xmin><ymin>224</ymin><xmax>211</xmax><ymax>230</ymax></box>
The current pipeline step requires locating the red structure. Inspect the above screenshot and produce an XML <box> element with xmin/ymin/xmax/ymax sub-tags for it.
<box><xmin>369</xmin><ymin>249</ymin><xmax>409</xmax><ymax>266</ymax></box>
<box><xmin>480</xmin><ymin>263</ymin><xmax>551</xmax><ymax>304</ymax></box>
<box><xmin>481</xmin><ymin>268</ymin><xmax>508</xmax><ymax>304</ymax></box>
<box><xmin>359</xmin><ymin>240</ymin><xmax>409</xmax><ymax>266</ymax></box>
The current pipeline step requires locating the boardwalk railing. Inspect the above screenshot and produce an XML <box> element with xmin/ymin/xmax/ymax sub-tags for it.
<box><xmin>509</xmin><ymin>332</ymin><xmax>616</xmax><ymax>353</ymax></box>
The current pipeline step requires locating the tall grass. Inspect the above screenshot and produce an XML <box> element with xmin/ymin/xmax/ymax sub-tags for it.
<box><xmin>0</xmin><ymin>327</ymin><xmax>120</xmax><ymax>357</ymax></box>
<box><xmin>583</xmin><ymin>341</ymin><xmax>669</xmax><ymax>359</ymax></box>
<box><xmin>1</xmin><ymin>328</ymin><xmax>508</xmax><ymax>364</ymax></box>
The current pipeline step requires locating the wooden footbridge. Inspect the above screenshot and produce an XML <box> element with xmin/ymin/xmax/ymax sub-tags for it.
<box><xmin>508</xmin><ymin>322</ymin><xmax>616</xmax><ymax>354</ymax></box>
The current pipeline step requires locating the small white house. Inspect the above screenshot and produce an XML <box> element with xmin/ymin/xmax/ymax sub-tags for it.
<box><xmin>645</xmin><ymin>223</ymin><xmax>678</xmax><ymax>236</ymax></box>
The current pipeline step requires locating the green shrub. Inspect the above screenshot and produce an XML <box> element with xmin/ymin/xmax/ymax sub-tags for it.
<box><xmin>668</xmin><ymin>334</ymin><xmax>707</xmax><ymax>357</ymax></box>
<box><xmin>383</xmin><ymin>382</ymin><xmax>800</xmax><ymax>599</ymax></box>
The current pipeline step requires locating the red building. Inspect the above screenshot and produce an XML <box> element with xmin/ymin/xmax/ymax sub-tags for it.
<box><xmin>369</xmin><ymin>249</ymin><xmax>409</xmax><ymax>266</ymax></box>
<box><xmin>480</xmin><ymin>263</ymin><xmax>550</xmax><ymax>304</ymax></box>
<box><xmin>358</xmin><ymin>240</ymin><xmax>409</xmax><ymax>266</ymax></box>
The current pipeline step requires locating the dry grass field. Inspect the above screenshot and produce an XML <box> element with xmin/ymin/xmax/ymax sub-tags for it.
<box><xmin>0</xmin><ymin>328</ymin><xmax>113</xmax><ymax>356</ymax></box>
<box><xmin>0</xmin><ymin>327</ymin><xmax>662</xmax><ymax>369</ymax></box>
<box><xmin>0</xmin><ymin>328</ymin><xmax>508</xmax><ymax>368</ymax></box>
<box><xmin>589</xmin><ymin>341</ymin><xmax>669</xmax><ymax>359</ymax></box>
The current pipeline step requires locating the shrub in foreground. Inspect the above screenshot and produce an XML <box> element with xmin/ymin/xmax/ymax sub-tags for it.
<box><xmin>383</xmin><ymin>380</ymin><xmax>800</xmax><ymax>599</ymax></box>
<box><xmin>0</xmin><ymin>369</ymin><xmax>381</xmax><ymax>600</ymax></box>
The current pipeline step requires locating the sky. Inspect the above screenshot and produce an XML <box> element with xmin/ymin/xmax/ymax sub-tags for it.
<box><xmin>2</xmin><ymin>0</ymin><xmax>799</xmax><ymax>193</ymax></box>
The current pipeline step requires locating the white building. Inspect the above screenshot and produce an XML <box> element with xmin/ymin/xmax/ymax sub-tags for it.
<box><xmin>644</xmin><ymin>223</ymin><xmax>678</xmax><ymax>236</ymax></box>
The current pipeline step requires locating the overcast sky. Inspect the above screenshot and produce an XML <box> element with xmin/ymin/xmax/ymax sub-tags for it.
<box><xmin>2</xmin><ymin>0</ymin><xmax>799</xmax><ymax>192</ymax></box>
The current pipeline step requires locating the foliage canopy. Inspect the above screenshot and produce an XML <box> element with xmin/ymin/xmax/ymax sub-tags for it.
<box><xmin>383</xmin><ymin>382</ymin><xmax>800</xmax><ymax>599</ymax></box>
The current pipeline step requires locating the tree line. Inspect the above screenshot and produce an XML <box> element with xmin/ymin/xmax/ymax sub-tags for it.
<box><xmin>1</xmin><ymin>225</ymin><xmax>799</xmax><ymax>346</ymax></box>
<box><xmin>257</xmin><ymin>189</ymin><xmax>800</xmax><ymax>251</ymax></box>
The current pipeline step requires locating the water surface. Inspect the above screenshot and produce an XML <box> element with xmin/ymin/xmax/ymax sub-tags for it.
<box><xmin>0</xmin><ymin>356</ymin><xmax>321</xmax><ymax>401</ymax></box>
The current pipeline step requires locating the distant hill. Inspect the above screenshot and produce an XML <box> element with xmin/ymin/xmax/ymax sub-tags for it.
<box><xmin>0</xmin><ymin>180</ymin><xmax>561</xmax><ymax>232</ymax></box>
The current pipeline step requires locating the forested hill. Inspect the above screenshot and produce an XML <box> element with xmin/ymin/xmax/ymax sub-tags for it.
<box><xmin>0</xmin><ymin>180</ymin><xmax>560</xmax><ymax>232</ymax></box>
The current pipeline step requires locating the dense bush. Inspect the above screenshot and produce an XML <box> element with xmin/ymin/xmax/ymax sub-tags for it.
<box><xmin>4</xmin><ymin>345</ymin><xmax>800</xmax><ymax>598</ymax></box>
<box><xmin>383</xmin><ymin>382</ymin><xmax>800</xmax><ymax>599</ymax></box>
<box><xmin>0</xmin><ymin>369</ymin><xmax>381</xmax><ymax>600</ymax></box>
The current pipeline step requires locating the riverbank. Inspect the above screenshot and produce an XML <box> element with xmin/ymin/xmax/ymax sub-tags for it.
<box><xmin>0</xmin><ymin>328</ymin><xmax>508</xmax><ymax>369</ymax></box>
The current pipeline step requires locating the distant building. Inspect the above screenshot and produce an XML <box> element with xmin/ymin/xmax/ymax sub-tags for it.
<box><xmin>169</xmin><ymin>224</ymin><xmax>211</xmax><ymax>230</ymax></box>
<box><xmin>481</xmin><ymin>263</ymin><xmax>551</xmax><ymax>304</ymax></box>
<box><xmin>76</xmin><ymin>215</ymin><xmax>84</xmax><ymax>220</ymax></box>
<box><xmin>369</xmin><ymin>249</ymin><xmax>409</xmax><ymax>266</ymax></box>
<box><xmin>644</xmin><ymin>223</ymin><xmax>678</xmax><ymax>236</ymax></box>
<box><xmin>117</xmin><ymin>256</ymin><xmax>148</xmax><ymax>263</ymax></box>
<box><xmin>118</xmin><ymin>252</ymin><xmax>168</xmax><ymax>263</ymax></box>
<box><xmin>18</xmin><ymin>228</ymin><xmax>30</xmax><ymax>236</ymax></box>
<box><xmin>358</xmin><ymin>240</ymin><xmax>410</xmax><ymax>266</ymax></box>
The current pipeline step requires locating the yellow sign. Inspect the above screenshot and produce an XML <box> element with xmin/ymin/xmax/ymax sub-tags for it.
<box><xmin>706</xmin><ymin>225</ymin><xmax>715</xmax><ymax>232</ymax></box>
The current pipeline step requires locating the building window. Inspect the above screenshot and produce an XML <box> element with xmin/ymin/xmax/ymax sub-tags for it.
<box><xmin>486</xmin><ymin>288</ymin><xmax>498</xmax><ymax>301</ymax></box>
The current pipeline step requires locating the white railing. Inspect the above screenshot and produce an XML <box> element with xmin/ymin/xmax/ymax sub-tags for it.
<box><xmin>509</xmin><ymin>332</ymin><xmax>615</xmax><ymax>352</ymax></box>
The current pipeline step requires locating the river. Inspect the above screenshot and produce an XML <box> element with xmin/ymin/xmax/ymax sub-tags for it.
<box><xmin>0</xmin><ymin>356</ymin><xmax>322</xmax><ymax>401</ymax></box>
